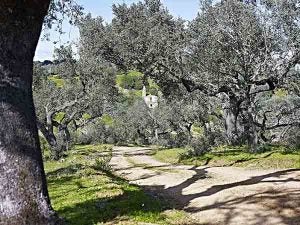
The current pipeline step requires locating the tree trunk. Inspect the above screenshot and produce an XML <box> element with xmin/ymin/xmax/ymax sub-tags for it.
<box><xmin>185</xmin><ymin>123</ymin><xmax>193</xmax><ymax>145</ymax></box>
<box><xmin>244</xmin><ymin>98</ymin><xmax>259</xmax><ymax>152</ymax></box>
<box><xmin>224</xmin><ymin>108</ymin><xmax>238</xmax><ymax>144</ymax></box>
<box><xmin>247</xmin><ymin>113</ymin><xmax>259</xmax><ymax>152</ymax></box>
<box><xmin>53</xmin><ymin>123</ymin><xmax>70</xmax><ymax>160</ymax></box>
<box><xmin>37</xmin><ymin>120</ymin><xmax>58</xmax><ymax>148</ymax></box>
<box><xmin>0</xmin><ymin>1</ymin><xmax>60</xmax><ymax>224</ymax></box>
<box><xmin>223</xmin><ymin>97</ymin><xmax>242</xmax><ymax>145</ymax></box>
<box><xmin>60</xmin><ymin>122</ymin><xmax>71</xmax><ymax>151</ymax></box>
<box><xmin>38</xmin><ymin>118</ymin><xmax>73</xmax><ymax>160</ymax></box>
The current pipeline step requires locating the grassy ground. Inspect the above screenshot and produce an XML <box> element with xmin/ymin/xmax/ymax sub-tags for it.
<box><xmin>154</xmin><ymin>148</ymin><xmax>187</xmax><ymax>164</ymax></box>
<box><xmin>126</xmin><ymin>157</ymin><xmax>182</xmax><ymax>174</ymax></box>
<box><xmin>48</xmin><ymin>75</ymin><xmax>65</xmax><ymax>87</ymax></box>
<box><xmin>45</xmin><ymin>144</ymin><xmax>192</xmax><ymax>225</ymax></box>
<box><xmin>153</xmin><ymin>146</ymin><xmax>300</xmax><ymax>169</ymax></box>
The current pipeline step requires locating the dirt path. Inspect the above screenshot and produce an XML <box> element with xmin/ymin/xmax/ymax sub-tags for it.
<box><xmin>110</xmin><ymin>146</ymin><xmax>300</xmax><ymax>225</ymax></box>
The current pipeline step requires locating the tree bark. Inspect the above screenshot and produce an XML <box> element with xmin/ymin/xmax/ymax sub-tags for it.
<box><xmin>37</xmin><ymin>120</ymin><xmax>58</xmax><ymax>149</ymax></box>
<box><xmin>0</xmin><ymin>1</ymin><xmax>60</xmax><ymax>224</ymax></box>
<box><xmin>223</xmin><ymin>98</ymin><xmax>241</xmax><ymax>145</ymax></box>
<box><xmin>185</xmin><ymin>123</ymin><xmax>193</xmax><ymax>145</ymax></box>
<box><xmin>244</xmin><ymin>97</ymin><xmax>259</xmax><ymax>152</ymax></box>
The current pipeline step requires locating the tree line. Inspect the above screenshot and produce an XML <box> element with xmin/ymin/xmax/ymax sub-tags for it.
<box><xmin>34</xmin><ymin>0</ymin><xmax>300</xmax><ymax>158</ymax></box>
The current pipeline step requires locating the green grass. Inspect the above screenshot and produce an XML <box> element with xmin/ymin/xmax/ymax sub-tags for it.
<box><xmin>48</xmin><ymin>75</ymin><xmax>65</xmax><ymax>88</ymax></box>
<box><xmin>100</xmin><ymin>114</ymin><xmax>114</xmax><ymax>126</ymax></box>
<box><xmin>45</xmin><ymin>144</ymin><xmax>191</xmax><ymax>225</ymax></box>
<box><xmin>153</xmin><ymin>148</ymin><xmax>187</xmax><ymax>164</ymax></box>
<box><xmin>126</xmin><ymin>158</ymin><xmax>181</xmax><ymax>174</ymax></box>
<box><xmin>153</xmin><ymin>146</ymin><xmax>300</xmax><ymax>169</ymax></box>
<box><xmin>116</xmin><ymin>70</ymin><xmax>143</xmax><ymax>90</ymax></box>
<box><xmin>53</xmin><ymin>112</ymin><xmax>66</xmax><ymax>123</ymax></box>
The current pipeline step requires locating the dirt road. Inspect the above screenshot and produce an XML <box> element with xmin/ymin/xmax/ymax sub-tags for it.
<box><xmin>110</xmin><ymin>146</ymin><xmax>300</xmax><ymax>225</ymax></box>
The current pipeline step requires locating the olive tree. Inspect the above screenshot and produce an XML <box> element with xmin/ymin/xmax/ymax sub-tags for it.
<box><xmin>95</xmin><ymin>0</ymin><xmax>300</xmax><ymax>152</ymax></box>
<box><xmin>33</xmin><ymin>44</ymin><xmax>118</xmax><ymax>160</ymax></box>
<box><xmin>0</xmin><ymin>1</ymin><xmax>83</xmax><ymax>223</ymax></box>
<box><xmin>183</xmin><ymin>0</ymin><xmax>300</xmax><ymax>151</ymax></box>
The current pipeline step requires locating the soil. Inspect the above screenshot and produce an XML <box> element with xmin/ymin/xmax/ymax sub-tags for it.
<box><xmin>110</xmin><ymin>146</ymin><xmax>300</xmax><ymax>225</ymax></box>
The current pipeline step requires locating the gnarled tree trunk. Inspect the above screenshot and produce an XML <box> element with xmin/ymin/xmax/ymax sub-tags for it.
<box><xmin>37</xmin><ymin>120</ymin><xmax>58</xmax><ymax>149</ymax></box>
<box><xmin>223</xmin><ymin>95</ymin><xmax>242</xmax><ymax>145</ymax></box>
<box><xmin>244</xmin><ymin>97</ymin><xmax>259</xmax><ymax>153</ymax></box>
<box><xmin>0</xmin><ymin>1</ymin><xmax>60</xmax><ymax>224</ymax></box>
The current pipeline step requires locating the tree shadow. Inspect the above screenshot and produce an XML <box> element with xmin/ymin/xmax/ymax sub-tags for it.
<box><xmin>47</xmin><ymin>160</ymin><xmax>192</xmax><ymax>225</ymax></box>
<box><xmin>211</xmin><ymin>150</ymin><xmax>245</xmax><ymax>156</ymax></box>
<box><xmin>139</xmin><ymin>168</ymin><xmax>300</xmax><ymax>225</ymax></box>
<box><xmin>56</xmin><ymin>187</ymin><xmax>167</xmax><ymax>225</ymax></box>
<box><xmin>49</xmin><ymin>170</ymin><xmax>209</xmax><ymax>225</ymax></box>
<box><xmin>123</xmin><ymin>151</ymin><xmax>155</xmax><ymax>156</ymax></box>
<box><xmin>225</xmin><ymin>151</ymin><xmax>282</xmax><ymax>166</ymax></box>
<box><xmin>187</xmin><ymin>189</ymin><xmax>300</xmax><ymax>225</ymax></box>
<box><xmin>139</xmin><ymin>166</ymin><xmax>209</xmax><ymax>204</ymax></box>
<box><xmin>188</xmin><ymin>169</ymin><xmax>300</xmax><ymax>200</ymax></box>
<box><xmin>46</xmin><ymin>164</ymin><xmax>85</xmax><ymax>177</ymax></box>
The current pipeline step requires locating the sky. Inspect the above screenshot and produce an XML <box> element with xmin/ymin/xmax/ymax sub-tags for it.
<box><xmin>34</xmin><ymin>0</ymin><xmax>200</xmax><ymax>61</ymax></box>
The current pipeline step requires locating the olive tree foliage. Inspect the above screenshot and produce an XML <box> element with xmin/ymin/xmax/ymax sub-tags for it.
<box><xmin>156</xmin><ymin>92</ymin><xmax>225</xmax><ymax>148</ymax></box>
<box><xmin>109</xmin><ymin>93</ymin><xmax>212</xmax><ymax>148</ymax></box>
<box><xmin>185</xmin><ymin>0</ymin><xmax>300</xmax><ymax>151</ymax></box>
<box><xmin>33</xmin><ymin>44</ymin><xmax>118</xmax><ymax>159</ymax></box>
<box><xmin>80</xmin><ymin>0</ymin><xmax>188</xmax><ymax>94</ymax></box>
<box><xmin>77</xmin><ymin>0</ymin><xmax>214</xmax><ymax>147</ymax></box>
<box><xmin>82</xmin><ymin>0</ymin><xmax>300</xmax><ymax>152</ymax></box>
<box><xmin>78</xmin><ymin>0</ymin><xmax>235</xmax><ymax>147</ymax></box>
<box><xmin>43</xmin><ymin>0</ymin><xmax>84</xmax><ymax>38</ymax></box>
<box><xmin>33</xmin><ymin>61</ymin><xmax>83</xmax><ymax>159</ymax></box>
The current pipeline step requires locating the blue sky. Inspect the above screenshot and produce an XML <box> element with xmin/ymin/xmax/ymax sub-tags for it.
<box><xmin>34</xmin><ymin>0</ymin><xmax>200</xmax><ymax>61</ymax></box>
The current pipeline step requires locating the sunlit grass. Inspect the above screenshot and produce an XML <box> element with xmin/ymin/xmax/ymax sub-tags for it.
<box><xmin>45</xmin><ymin>145</ymin><xmax>190</xmax><ymax>225</ymax></box>
<box><xmin>154</xmin><ymin>146</ymin><xmax>300</xmax><ymax>169</ymax></box>
<box><xmin>48</xmin><ymin>75</ymin><xmax>65</xmax><ymax>87</ymax></box>
<box><xmin>153</xmin><ymin>148</ymin><xmax>187</xmax><ymax>164</ymax></box>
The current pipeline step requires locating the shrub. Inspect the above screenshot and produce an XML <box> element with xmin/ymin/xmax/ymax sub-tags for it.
<box><xmin>256</xmin><ymin>144</ymin><xmax>273</xmax><ymax>153</ymax></box>
<box><xmin>285</xmin><ymin>128</ymin><xmax>300</xmax><ymax>149</ymax></box>
<box><xmin>189</xmin><ymin>136</ymin><xmax>212</xmax><ymax>157</ymax></box>
<box><xmin>92</xmin><ymin>146</ymin><xmax>113</xmax><ymax>172</ymax></box>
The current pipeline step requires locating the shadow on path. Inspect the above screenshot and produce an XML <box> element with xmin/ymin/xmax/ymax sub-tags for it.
<box><xmin>142</xmin><ymin>168</ymin><xmax>300</xmax><ymax>225</ymax></box>
<box><xmin>112</xmin><ymin>146</ymin><xmax>300</xmax><ymax>225</ymax></box>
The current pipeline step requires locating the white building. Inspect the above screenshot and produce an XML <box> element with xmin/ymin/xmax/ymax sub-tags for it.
<box><xmin>142</xmin><ymin>86</ymin><xmax>158</xmax><ymax>109</ymax></box>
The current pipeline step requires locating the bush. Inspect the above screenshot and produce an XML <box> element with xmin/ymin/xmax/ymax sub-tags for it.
<box><xmin>153</xmin><ymin>132</ymin><xmax>190</xmax><ymax>148</ymax></box>
<box><xmin>188</xmin><ymin>136</ymin><xmax>212</xmax><ymax>157</ymax></box>
<box><xmin>92</xmin><ymin>146</ymin><xmax>113</xmax><ymax>172</ymax></box>
<box><xmin>116</xmin><ymin>71</ymin><xmax>143</xmax><ymax>90</ymax></box>
<box><xmin>256</xmin><ymin>144</ymin><xmax>273</xmax><ymax>153</ymax></box>
<box><xmin>285</xmin><ymin>128</ymin><xmax>300</xmax><ymax>149</ymax></box>
<box><xmin>76</xmin><ymin>130</ymin><xmax>94</xmax><ymax>145</ymax></box>
<box><xmin>75</xmin><ymin>123</ymin><xmax>110</xmax><ymax>145</ymax></box>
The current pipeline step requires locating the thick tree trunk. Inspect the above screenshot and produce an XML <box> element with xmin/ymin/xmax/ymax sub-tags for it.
<box><xmin>224</xmin><ymin>108</ymin><xmax>238</xmax><ymax>144</ymax></box>
<box><xmin>59</xmin><ymin>123</ymin><xmax>71</xmax><ymax>151</ymax></box>
<box><xmin>38</xmin><ymin>118</ymin><xmax>72</xmax><ymax>160</ymax></box>
<box><xmin>244</xmin><ymin>98</ymin><xmax>259</xmax><ymax>152</ymax></box>
<box><xmin>53</xmin><ymin>124</ymin><xmax>70</xmax><ymax>160</ymax></box>
<box><xmin>0</xmin><ymin>1</ymin><xmax>60</xmax><ymax>224</ymax></box>
<box><xmin>185</xmin><ymin>123</ymin><xmax>193</xmax><ymax>144</ymax></box>
<box><xmin>223</xmin><ymin>97</ymin><xmax>242</xmax><ymax>145</ymax></box>
<box><xmin>247</xmin><ymin>114</ymin><xmax>259</xmax><ymax>152</ymax></box>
